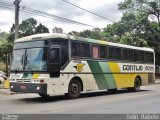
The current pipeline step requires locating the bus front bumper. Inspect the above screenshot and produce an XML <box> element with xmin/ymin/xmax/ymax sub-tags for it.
<box><xmin>10</xmin><ymin>83</ymin><xmax>47</xmax><ymax>94</ymax></box>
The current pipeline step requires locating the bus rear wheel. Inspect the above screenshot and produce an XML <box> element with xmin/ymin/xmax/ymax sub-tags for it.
<box><xmin>128</xmin><ymin>77</ymin><xmax>141</xmax><ymax>92</ymax></box>
<box><xmin>66</xmin><ymin>79</ymin><xmax>81</xmax><ymax>99</ymax></box>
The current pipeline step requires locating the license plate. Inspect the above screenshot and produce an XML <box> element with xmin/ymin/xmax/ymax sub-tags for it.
<box><xmin>20</xmin><ymin>85</ymin><xmax>26</xmax><ymax>90</ymax></box>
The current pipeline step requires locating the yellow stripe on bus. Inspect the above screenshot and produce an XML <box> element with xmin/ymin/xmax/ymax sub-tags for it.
<box><xmin>108</xmin><ymin>62</ymin><xmax>135</xmax><ymax>88</ymax></box>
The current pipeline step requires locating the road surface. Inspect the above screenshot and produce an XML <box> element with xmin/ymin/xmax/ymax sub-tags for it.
<box><xmin>0</xmin><ymin>83</ymin><xmax>160</xmax><ymax>114</ymax></box>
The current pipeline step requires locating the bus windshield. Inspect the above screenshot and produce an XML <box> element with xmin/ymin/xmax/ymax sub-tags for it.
<box><xmin>11</xmin><ymin>48</ymin><xmax>48</xmax><ymax>71</ymax></box>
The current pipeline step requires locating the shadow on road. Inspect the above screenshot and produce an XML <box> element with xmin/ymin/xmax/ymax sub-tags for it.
<box><xmin>18</xmin><ymin>89</ymin><xmax>150</xmax><ymax>103</ymax></box>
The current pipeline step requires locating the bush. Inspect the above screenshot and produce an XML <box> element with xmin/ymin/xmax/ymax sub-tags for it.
<box><xmin>0</xmin><ymin>62</ymin><xmax>6</xmax><ymax>72</ymax></box>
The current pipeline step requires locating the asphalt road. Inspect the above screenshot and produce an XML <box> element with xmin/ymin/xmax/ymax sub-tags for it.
<box><xmin>0</xmin><ymin>83</ymin><xmax>160</xmax><ymax>114</ymax></box>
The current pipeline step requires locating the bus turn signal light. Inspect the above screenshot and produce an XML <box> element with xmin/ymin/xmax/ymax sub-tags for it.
<box><xmin>40</xmin><ymin>80</ymin><xmax>44</xmax><ymax>83</ymax></box>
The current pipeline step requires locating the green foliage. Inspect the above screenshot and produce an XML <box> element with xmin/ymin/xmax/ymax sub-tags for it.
<box><xmin>35</xmin><ymin>23</ymin><xmax>49</xmax><ymax>34</ymax></box>
<box><xmin>0</xmin><ymin>32</ymin><xmax>9</xmax><ymax>43</ymax></box>
<box><xmin>0</xmin><ymin>42</ymin><xmax>12</xmax><ymax>63</ymax></box>
<box><xmin>0</xmin><ymin>62</ymin><xmax>6</xmax><ymax>72</ymax></box>
<box><xmin>19</xmin><ymin>18</ymin><xmax>37</xmax><ymax>36</ymax></box>
<box><xmin>120</xmin><ymin>32</ymin><xmax>147</xmax><ymax>47</ymax></box>
<box><xmin>101</xmin><ymin>22</ymin><xmax>125</xmax><ymax>42</ymax></box>
<box><xmin>118</xmin><ymin>0</ymin><xmax>160</xmax><ymax>24</ymax></box>
<box><xmin>7</xmin><ymin>18</ymin><xmax>49</xmax><ymax>43</ymax></box>
<box><xmin>69</xmin><ymin>28</ymin><xmax>101</xmax><ymax>40</ymax></box>
<box><xmin>7</xmin><ymin>18</ymin><xmax>49</xmax><ymax>46</ymax></box>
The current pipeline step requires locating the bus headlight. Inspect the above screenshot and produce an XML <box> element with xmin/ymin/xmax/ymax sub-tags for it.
<box><xmin>36</xmin><ymin>86</ymin><xmax>40</xmax><ymax>90</ymax></box>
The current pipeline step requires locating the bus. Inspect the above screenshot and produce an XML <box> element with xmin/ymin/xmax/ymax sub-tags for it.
<box><xmin>9</xmin><ymin>33</ymin><xmax>155</xmax><ymax>99</ymax></box>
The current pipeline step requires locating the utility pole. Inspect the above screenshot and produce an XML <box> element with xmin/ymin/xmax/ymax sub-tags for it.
<box><xmin>14</xmin><ymin>0</ymin><xmax>22</xmax><ymax>40</ymax></box>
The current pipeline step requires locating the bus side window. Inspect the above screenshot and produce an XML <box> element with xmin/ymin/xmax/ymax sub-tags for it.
<box><xmin>72</xmin><ymin>42</ymin><xmax>81</xmax><ymax>57</ymax></box>
<box><xmin>100</xmin><ymin>46</ymin><xmax>107</xmax><ymax>59</ymax></box>
<box><xmin>128</xmin><ymin>49</ymin><xmax>134</xmax><ymax>61</ymax></box>
<box><xmin>108</xmin><ymin>47</ymin><xmax>115</xmax><ymax>59</ymax></box>
<box><xmin>115</xmin><ymin>47</ymin><xmax>121</xmax><ymax>60</ymax></box>
<box><xmin>122</xmin><ymin>49</ymin><xmax>128</xmax><ymax>61</ymax></box>
<box><xmin>92</xmin><ymin>45</ymin><xmax>99</xmax><ymax>59</ymax></box>
<box><xmin>61</xmin><ymin>47</ymin><xmax>68</xmax><ymax>66</ymax></box>
<box><xmin>81</xmin><ymin>43</ymin><xmax>90</xmax><ymax>58</ymax></box>
<box><xmin>145</xmin><ymin>52</ymin><xmax>154</xmax><ymax>63</ymax></box>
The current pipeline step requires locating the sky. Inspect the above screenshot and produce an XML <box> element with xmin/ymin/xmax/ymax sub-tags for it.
<box><xmin>0</xmin><ymin>0</ymin><xmax>124</xmax><ymax>33</ymax></box>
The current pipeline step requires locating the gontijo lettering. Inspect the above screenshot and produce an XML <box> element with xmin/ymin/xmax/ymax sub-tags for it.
<box><xmin>123</xmin><ymin>65</ymin><xmax>154</xmax><ymax>72</ymax></box>
<box><xmin>123</xmin><ymin>65</ymin><xmax>143</xmax><ymax>71</ymax></box>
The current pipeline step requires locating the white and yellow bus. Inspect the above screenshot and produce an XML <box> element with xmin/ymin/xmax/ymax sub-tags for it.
<box><xmin>10</xmin><ymin>33</ymin><xmax>155</xmax><ymax>98</ymax></box>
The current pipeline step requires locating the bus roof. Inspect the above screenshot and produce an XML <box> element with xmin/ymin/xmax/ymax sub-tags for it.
<box><xmin>15</xmin><ymin>33</ymin><xmax>154</xmax><ymax>52</ymax></box>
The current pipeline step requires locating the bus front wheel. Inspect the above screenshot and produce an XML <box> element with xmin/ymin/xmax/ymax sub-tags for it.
<box><xmin>66</xmin><ymin>79</ymin><xmax>81</xmax><ymax>99</ymax></box>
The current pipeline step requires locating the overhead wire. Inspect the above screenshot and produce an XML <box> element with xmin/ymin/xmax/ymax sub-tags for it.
<box><xmin>21</xmin><ymin>6</ymin><xmax>98</xmax><ymax>27</ymax></box>
<box><xmin>0</xmin><ymin>1</ymin><xmax>98</xmax><ymax>28</ymax></box>
<box><xmin>61</xmin><ymin>0</ymin><xmax>115</xmax><ymax>23</ymax></box>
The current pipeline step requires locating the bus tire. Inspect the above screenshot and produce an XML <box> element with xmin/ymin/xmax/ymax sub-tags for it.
<box><xmin>38</xmin><ymin>94</ymin><xmax>49</xmax><ymax>98</ymax></box>
<box><xmin>66</xmin><ymin>79</ymin><xmax>81</xmax><ymax>99</ymax></box>
<box><xmin>128</xmin><ymin>77</ymin><xmax>141</xmax><ymax>92</ymax></box>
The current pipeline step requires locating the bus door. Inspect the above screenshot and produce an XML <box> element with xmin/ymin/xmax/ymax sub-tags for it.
<box><xmin>49</xmin><ymin>47</ymin><xmax>61</xmax><ymax>77</ymax></box>
<box><xmin>48</xmin><ymin>47</ymin><xmax>61</xmax><ymax>94</ymax></box>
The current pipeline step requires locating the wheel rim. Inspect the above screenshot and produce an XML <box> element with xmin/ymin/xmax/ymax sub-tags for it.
<box><xmin>71</xmin><ymin>83</ymin><xmax>79</xmax><ymax>94</ymax></box>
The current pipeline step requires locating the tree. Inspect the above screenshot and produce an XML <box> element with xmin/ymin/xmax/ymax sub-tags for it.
<box><xmin>19</xmin><ymin>18</ymin><xmax>49</xmax><ymax>36</ymax></box>
<box><xmin>35</xmin><ymin>23</ymin><xmax>49</xmax><ymax>34</ymax></box>
<box><xmin>101</xmin><ymin>22</ymin><xmax>126</xmax><ymax>42</ymax></box>
<box><xmin>69</xmin><ymin>28</ymin><xmax>101</xmax><ymax>40</ymax></box>
<box><xmin>120</xmin><ymin>32</ymin><xmax>147</xmax><ymax>47</ymax></box>
<box><xmin>19</xmin><ymin>18</ymin><xmax>37</xmax><ymax>36</ymax></box>
<box><xmin>8</xmin><ymin>18</ymin><xmax>49</xmax><ymax>43</ymax></box>
<box><xmin>118</xmin><ymin>0</ymin><xmax>160</xmax><ymax>25</ymax></box>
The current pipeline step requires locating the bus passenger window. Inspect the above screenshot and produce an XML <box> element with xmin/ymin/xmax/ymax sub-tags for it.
<box><xmin>122</xmin><ymin>49</ymin><xmax>128</xmax><ymax>60</ymax></box>
<box><xmin>115</xmin><ymin>47</ymin><xmax>121</xmax><ymax>60</ymax></box>
<box><xmin>108</xmin><ymin>47</ymin><xmax>115</xmax><ymax>59</ymax></box>
<box><xmin>61</xmin><ymin>47</ymin><xmax>68</xmax><ymax>66</ymax></box>
<box><xmin>145</xmin><ymin>52</ymin><xmax>154</xmax><ymax>63</ymax></box>
<box><xmin>81</xmin><ymin>43</ymin><xmax>90</xmax><ymax>58</ymax></box>
<box><xmin>128</xmin><ymin>49</ymin><xmax>134</xmax><ymax>61</ymax></box>
<box><xmin>72</xmin><ymin>42</ymin><xmax>81</xmax><ymax>57</ymax></box>
<box><xmin>100</xmin><ymin>46</ymin><xmax>107</xmax><ymax>59</ymax></box>
<box><xmin>92</xmin><ymin>45</ymin><xmax>99</xmax><ymax>59</ymax></box>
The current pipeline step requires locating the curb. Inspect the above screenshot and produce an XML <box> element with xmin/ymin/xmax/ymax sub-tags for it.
<box><xmin>0</xmin><ymin>88</ymin><xmax>28</xmax><ymax>95</ymax></box>
<box><xmin>0</xmin><ymin>89</ymin><xmax>14</xmax><ymax>95</ymax></box>
<box><xmin>0</xmin><ymin>91</ymin><xmax>22</xmax><ymax>95</ymax></box>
